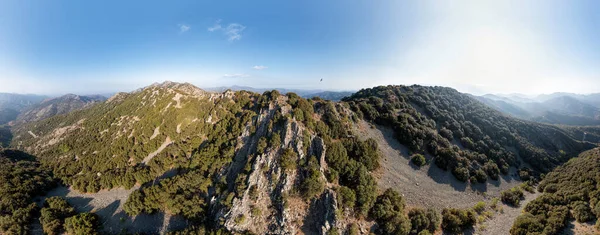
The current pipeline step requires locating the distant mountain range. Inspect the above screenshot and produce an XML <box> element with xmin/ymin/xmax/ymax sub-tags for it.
<box><xmin>0</xmin><ymin>93</ymin><xmax>106</xmax><ymax>125</ymax></box>
<box><xmin>204</xmin><ymin>85</ymin><xmax>354</xmax><ymax>101</ymax></box>
<box><xmin>475</xmin><ymin>92</ymin><xmax>600</xmax><ymax>126</ymax></box>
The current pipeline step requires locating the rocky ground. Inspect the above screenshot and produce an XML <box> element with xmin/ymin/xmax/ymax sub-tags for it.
<box><xmin>32</xmin><ymin>185</ymin><xmax>188</xmax><ymax>234</ymax></box>
<box><xmin>560</xmin><ymin>220</ymin><xmax>598</xmax><ymax>235</ymax></box>
<box><xmin>474</xmin><ymin>191</ymin><xmax>540</xmax><ymax>235</ymax></box>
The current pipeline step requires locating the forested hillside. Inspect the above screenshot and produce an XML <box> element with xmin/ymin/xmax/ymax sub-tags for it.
<box><xmin>0</xmin><ymin>149</ymin><xmax>56</xmax><ymax>234</ymax></box>
<box><xmin>5</xmin><ymin>82</ymin><xmax>599</xmax><ymax>234</ymax></box>
<box><xmin>343</xmin><ymin>85</ymin><xmax>596</xmax><ymax>182</ymax></box>
<box><xmin>511</xmin><ymin>148</ymin><xmax>600</xmax><ymax>234</ymax></box>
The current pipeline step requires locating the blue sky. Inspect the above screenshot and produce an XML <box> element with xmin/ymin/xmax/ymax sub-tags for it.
<box><xmin>1</xmin><ymin>0</ymin><xmax>599</xmax><ymax>95</ymax></box>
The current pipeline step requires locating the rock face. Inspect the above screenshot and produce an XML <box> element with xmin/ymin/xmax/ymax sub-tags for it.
<box><xmin>218</xmin><ymin>96</ymin><xmax>339</xmax><ymax>235</ymax></box>
<box><xmin>16</xmin><ymin>94</ymin><xmax>106</xmax><ymax>123</ymax></box>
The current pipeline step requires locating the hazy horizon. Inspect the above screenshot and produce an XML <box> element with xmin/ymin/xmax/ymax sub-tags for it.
<box><xmin>1</xmin><ymin>0</ymin><xmax>599</xmax><ymax>95</ymax></box>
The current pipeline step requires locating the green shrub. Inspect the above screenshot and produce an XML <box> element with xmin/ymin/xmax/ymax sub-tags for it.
<box><xmin>337</xmin><ymin>186</ymin><xmax>356</xmax><ymax>210</ymax></box>
<box><xmin>348</xmin><ymin>223</ymin><xmax>360</xmax><ymax>235</ymax></box>
<box><xmin>408</xmin><ymin>208</ymin><xmax>440</xmax><ymax>234</ymax></box>
<box><xmin>572</xmin><ymin>201</ymin><xmax>594</xmax><ymax>223</ymax></box>
<box><xmin>452</xmin><ymin>167</ymin><xmax>469</xmax><ymax>182</ymax></box>
<box><xmin>441</xmin><ymin>208</ymin><xmax>476</xmax><ymax>233</ymax></box>
<box><xmin>300</xmin><ymin>156</ymin><xmax>325</xmax><ymax>200</ymax></box>
<box><xmin>472</xmin><ymin>201</ymin><xmax>486</xmax><ymax>214</ymax></box>
<box><xmin>64</xmin><ymin>213</ymin><xmax>99</xmax><ymax>235</ymax></box>
<box><xmin>370</xmin><ymin>189</ymin><xmax>411</xmax><ymax>235</ymax></box>
<box><xmin>411</xmin><ymin>154</ymin><xmax>427</xmax><ymax>167</ymax></box>
<box><xmin>501</xmin><ymin>187</ymin><xmax>524</xmax><ymax>206</ymax></box>
<box><xmin>280</xmin><ymin>148</ymin><xmax>297</xmax><ymax>171</ymax></box>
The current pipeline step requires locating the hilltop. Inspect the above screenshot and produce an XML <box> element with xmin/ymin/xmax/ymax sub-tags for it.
<box><xmin>3</xmin><ymin>82</ymin><xmax>599</xmax><ymax>234</ymax></box>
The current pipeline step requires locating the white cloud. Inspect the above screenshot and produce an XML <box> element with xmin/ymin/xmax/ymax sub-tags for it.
<box><xmin>207</xmin><ymin>19</ymin><xmax>222</xmax><ymax>32</ymax></box>
<box><xmin>252</xmin><ymin>65</ymin><xmax>268</xmax><ymax>70</ymax></box>
<box><xmin>178</xmin><ymin>24</ymin><xmax>190</xmax><ymax>33</ymax></box>
<box><xmin>224</xmin><ymin>23</ymin><xmax>245</xmax><ymax>41</ymax></box>
<box><xmin>223</xmin><ymin>73</ymin><xmax>250</xmax><ymax>78</ymax></box>
<box><xmin>208</xmin><ymin>20</ymin><xmax>246</xmax><ymax>41</ymax></box>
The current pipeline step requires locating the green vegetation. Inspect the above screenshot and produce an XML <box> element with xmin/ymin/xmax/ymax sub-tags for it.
<box><xmin>370</xmin><ymin>189</ymin><xmax>411</xmax><ymax>235</ymax></box>
<box><xmin>0</xmin><ymin>149</ymin><xmax>55</xmax><ymax>234</ymax></box>
<box><xmin>40</xmin><ymin>197</ymin><xmax>76</xmax><ymax>235</ymax></box>
<box><xmin>344</xmin><ymin>85</ymin><xmax>595</xmax><ymax>183</ymax></box>
<box><xmin>63</xmin><ymin>213</ymin><xmax>99</xmax><ymax>235</ymax></box>
<box><xmin>407</xmin><ymin>208</ymin><xmax>440</xmax><ymax>234</ymax></box>
<box><xmin>300</xmin><ymin>156</ymin><xmax>325</xmax><ymax>200</ymax></box>
<box><xmin>410</xmin><ymin>154</ymin><xmax>426</xmax><ymax>167</ymax></box>
<box><xmin>501</xmin><ymin>186</ymin><xmax>525</xmax><ymax>206</ymax></box>
<box><xmin>511</xmin><ymin>148</ymin><xmax>600</xmax><ymax>234</ymax></box>
<box><xmin>441</xmin><ymin>208</ymin><xmax>477</xmax><ymax>234</ymax></box>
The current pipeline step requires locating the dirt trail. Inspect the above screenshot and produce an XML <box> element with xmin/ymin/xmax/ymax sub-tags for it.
<box><xmin>32</xmin><ymin>186</ymin><xmax>188</xmax><ymax>234</ymax></box>
<box><xmin>353</xmin><ymin>120</ymin><xmax>524</xmax><ymax>210</ymax></box>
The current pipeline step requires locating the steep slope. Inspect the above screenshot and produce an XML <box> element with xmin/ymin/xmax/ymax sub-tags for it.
<box><xmin>15</xmin><ymin>94</ymin><xmax>106</xmax><ymax>123</ymax></box>
<box><xmin>8</xmin><ymin>83</ymin><xmax>600</xmax><ymax>234</ymax></box>
<box><xmin>343</xmin><ymin>85</ymin><xmax>596</xmax><ymax>176</ymax></box>
<box><xmin>511</xmin><ymin>148</ymin><xmax>600</xmax><ymax>235</ymax></box>
<box><xmin>0</xmin><ymin>149</ymin><xmax>56</xmax><ymax>234</ymax></box>
<box><xmin>11</xmin><ymin>82</ymin><xmax>383</xmax><ymax>234</ymax></box>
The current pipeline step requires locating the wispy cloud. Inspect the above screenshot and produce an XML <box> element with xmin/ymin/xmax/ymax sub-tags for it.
<box><xmin>207</xmin><ymin>19</ymin><xmax>222</xmax><ymax>32</ymax></box>
<box><xmin>223</xmin><ymin>73</ymin><xmax>250</xmax><ymax>78</ymax></box>
<box><xmin>178</xmin><ymin>24</ymin><xmax>190</xmax><ymax>33</ymax></box>
<box><xmin>208</xmin><ymin>20</ymin><xmax>246</xmax><ymax>41</ymax></box>
<box><xmin>224</xmin><ymin>23</ymin><xmax>245</xmax><ymax>41</ymax></box>
<box><xmin>252</xmin><ymin>65</ymin><xmax>268</xmax><ymax>70</ymax></box>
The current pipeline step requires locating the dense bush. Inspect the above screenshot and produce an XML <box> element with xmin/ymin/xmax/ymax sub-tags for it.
<box><xmin>40</xmin><ymin>197</ymin><xmax>76</xmax><ymax>235</ymax></box>
<box><xmin>501</xmin><ymin>187</ymin><xmax>524</xmax><ymax>206</ymax></box>
<box><xmin>572</xmin><ymin>201</ymin><xmax>594</xmax><ymax>223</ymax></box>
<box><xmin>370</xmin><ymin>189</ymin><xmax>411</xmax><ymax>235</ymax></box>
<box><xmin>64</xmin><ymin>213</ymin><xmax>99</xmax><ymax>235</ymax></box>
<box><xmin>336</xmin><ymin>186</ymin><xmax>356</xmax><ymax>210</ymax></box>
<box><xmin>0</xmin><ymin>149</ymin><xmax>55</xmax><ymax>234</ymax></box>
<box><xmin>300</xmin><ymin>156</ymin><xmax>325</xmax><ymax>200</ymax></box>
<box><xmin>410</xmin><ymin>154</ymin><xmax>426</xmax><ymax>167</ymax></box>
<box><xmin>408</xmin><ymin>208</ymin><xmax>440</xmax><ymax>234</ymax></box>
<box><xmin>511</xmin><ymin>148</ymin><xmax>600</xmax><ymax>234</ymax></box>
<box><xmin>441</xmin><ymin>208</ymin><xmax>476</xmax><ymax>234</ymax></box>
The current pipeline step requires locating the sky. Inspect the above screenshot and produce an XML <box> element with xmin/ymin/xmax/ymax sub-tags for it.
<box><xmin>0</xmin><ymin>0</ymin><xmax>599</xmax><ymax>95</ymax></box>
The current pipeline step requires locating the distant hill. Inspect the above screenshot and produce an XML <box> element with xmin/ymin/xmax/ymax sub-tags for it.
<box><xmin>0</xmin><ymin>93</ymin><xmax>47</xmax><ymax>111</ymax></box>
<box><xmin>476</xmin><ymin>93</ymin><xmax>600</xmax><ymax>126</ymax></box>
<box><xmin>205</xmin><ymin>85</ymin><xmax>354</xmax><ymax>101</ymax></box>
<box><xmin>15</xmin><ymin>94</ymin><xmax>106</xmax><ymax>123</ymax></box>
